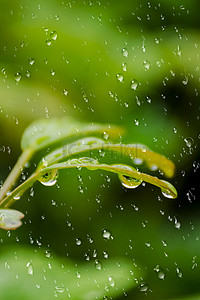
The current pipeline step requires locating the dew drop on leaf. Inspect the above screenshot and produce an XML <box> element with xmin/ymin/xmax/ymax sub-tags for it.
<box><xmin>39</xmin><ymin>169</ymin><xmax>59</xmax><ymax>186</ymax></box>
<box><xmin>161</xmin><ymin>188</ymin><xmax>174</xmax><ymax>199</ymax></box>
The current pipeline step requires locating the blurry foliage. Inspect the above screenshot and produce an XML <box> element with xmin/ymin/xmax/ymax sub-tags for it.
<box><xmin>0</xmin><ymin>0</ymin><xmax>200</xmax><ymax>299</ymax></box>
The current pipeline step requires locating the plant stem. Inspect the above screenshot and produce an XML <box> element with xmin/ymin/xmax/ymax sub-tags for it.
<box><xmin>0</xmin><ymin>173</ymin><xmax>39</xmax><ymax>208</ymax></box>
<box><xmin>0</xmin><ymin>148</ymin><xmax>33</xmax><ymax>201</ymax></box>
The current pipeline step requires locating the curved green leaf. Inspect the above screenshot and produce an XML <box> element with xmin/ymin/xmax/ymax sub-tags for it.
<box><xmin>40</xmin><ymin>157</ymin><xmax>178</xmax><ymax>199</ymax></box>
<box><xmin>38</xmin><ymin>137</ymin><xmax>175</xmax><ymax>177</ymax></box>
<box><xmin>0</xmin><ymin>209</ymin><xmax>24</xmax><ymax>230</ymax></box>
<box><xmin>21</xmin><ymin>117</ymin><xmax>122</xmax><ymax>152</ymax></box>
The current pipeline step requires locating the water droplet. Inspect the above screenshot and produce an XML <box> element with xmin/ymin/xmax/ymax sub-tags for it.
<box><xmin>130</xmin><ymin>79</ymin><xmax>139</xmax><ymax>90</ymax></box>
<box><xmin>55</xmin><ymin>15</ymin><xmax>60</xmax><ymax>21</ymax></box>
<box><xmin>119</xmin><ymin>174</ymin><xmax>142</xmax><ymax>189</ymax></box>
<box><xmin>116</xmin><ymin>73</ymin><xmax>123</xmax><ymax>82</ymax></box>
<box><xmin>95</xmin><ymin>260</ymin><xmax>102</xmax><ymax>270</ymax></box>
<box><xmin>161</xmin><ymin>188</ymin><xmax>174</xmax><ymax>199</ymax></box>
<box><xmin>14</xmin><ymin>72</ymin><xmax>22</xmax><ymax>82</ymax></box>
<box><xmin>121</xmin><ymin>62</ymin><xmax>127</xmax><ymax>71</ymax></box>
<box><xmin>13</xmin><ymin>194</ymin><xmax>21</xmax><ymax>200</ymax></box>
<box><xmin>143</xmin><ymin>60</ymin><xmax>151</xmax><ymax>70</ymax></box>
<box><xmin>139</xmin><ymin>282</ymin><xmax>149</xmax><ymax>292</ymax></box>
<box><xmin>176</xmin><ymin>267</ymin><xmax>183</xmax><ymax>278</ymax></box>
<box><xmin>102</xmin><ymin>229</ymin><xmax>113</xmax><ymax>240</ymax></box>
<box><xmin>134</xmin><ymin>118</ymin><xmax>139</xmax><ymax>126</ymax></box>
<box><xmin>24</xmin><ymin>71</ymin><xmax>30</xmax><ymax>79</ymax></box>
<box><xmin>50</xmin><ymin>69</ymin><xmax>56</xmax><ymax>76</ymax></box>
<box><xmin>39</xmin><ymin>169</ymin><xmax>58</xmax><ymax>186</ymax></box>
<box><xmin>75</xmin><ymin>238</ymin><xmax>82</xmax><ymax>246</ymax></box>
<box><xmin>28</xmin><ymin>58</ymin><xmax>35</xmax><ymax>65</ymax></box>
<box><xmin>108</xmin><ymin>276</ymin><xmax>115</xmax><ymax>287</ymax></box>
<box><xmin>45</xmin><ymin>250</ymin><xmax>52</xmax><ymax>258</ymax></box>
<box><xmin>103</xmin><ymin>251</ymin><xmax>109</xmax><ymax>259</ymax></box>
<box><xmin>102</xmin><ymin>131</ymin><xmax>109</xmax><ymax>140</ymax></box>
<box><xmin>46</xmin><ymin>39</ymin><xmax>52</xmax><ymax>46</ymax></box>
<box><xmin>184</xmin><ymin>137</ymin><xmax>194</xmax><ymax>148</ymax></box>
<box><xmin>121</xmin><ymin>47</ymin><xmax>128</xmax><ymax>57</ymax></box>
<box><xmin>63</xmin><ymin>89</ymin><xmax>68</xmax><ymax>96</ymax></box>
<box><xmin>26</xmin><ymin>262</ymin><xmax>33</xmax><ymax>275</ymax></box>
<box><xmin>76</xmin><ymin>271</ymin><xmax>81</xmax><ymax>278</ymax></box>
<box><xmin>154</xmin><ymin>265</ymin><xmax>166</xmax><ymax>280</ymax></box>
<box><xmin>55</xmin><ymin>286</ymin><xmax>65</xmax><ymax>293</ymax></box>
<box><xmin>50</xmin><ymin>31</ymin><xmax>58</xmax><ymax>41</ymax></box>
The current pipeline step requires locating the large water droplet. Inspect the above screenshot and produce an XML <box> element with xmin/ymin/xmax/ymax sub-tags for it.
<box><xmin>39</xmin><ymin>169</ymin><xmax>58</xmax><ymax>186</ymax></box>
<box><xmin>120</xmin><ymin>176</ymin><xmax>142</xmax><ymax>189</ymax></box>
<box><xmin>161</xmin><ymin>188</ymin><xmax>174</xmax><ymax>199</ymax></box>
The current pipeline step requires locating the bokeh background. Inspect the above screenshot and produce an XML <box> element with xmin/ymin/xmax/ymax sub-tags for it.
<box><xmin>0</xmin><ymin>0</ymin><xmax>200</xmax><ymax>299</ymax></box>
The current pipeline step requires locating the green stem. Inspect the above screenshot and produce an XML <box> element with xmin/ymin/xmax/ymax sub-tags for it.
<box><xmin>0</xmin><ymin>173</ymin><xmax>39</xmax><ymax>208</ymax></box>
<box><xmin>0</xmin><ymin>148</ymin><xmax>33</xmax><ymax>202</ymax></box>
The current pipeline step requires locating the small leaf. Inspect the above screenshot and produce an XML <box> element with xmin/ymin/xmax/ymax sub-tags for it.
<box><xmin>21</xmin><ymin>117</ymin><xmax>122</xmax><ymax>152</ymax></box>
<box><xmin>40</xmin><ymin>157</ymin><xmax>178</xmax><ymax>199</ymax></box>
<box><xmin>0</xmin><ymin>209</ymin><xmax>24</xmax><ymax>230</ymax></box>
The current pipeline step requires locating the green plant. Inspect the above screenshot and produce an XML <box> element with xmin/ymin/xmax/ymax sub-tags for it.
<box><xmin>0</xmin><ymin>117</ymin><xmax>177</xmax><ymax>230</ymax></box>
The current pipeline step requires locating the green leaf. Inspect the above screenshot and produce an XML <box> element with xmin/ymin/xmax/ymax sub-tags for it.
<box><xmin>0</xmin><ymin>247</ymin><xmax>141</xmax><ymax>299</ymax></box>
<box><xmin>21</xmin><ymin>117</ymin><xmax>122</xmax><ymax>152</ymax></box>
<box><xmin>0</xmin><ymin>209</ymin><xmax>24</xmax><ymax>230</ymax></box>
<box><xmin>38</xmin><ymin>137</ymin><xmax>175</xmax><ymax>177</ymax></box>
<box><xmin>39</xmin><ymin>157</ymin><xmax>178</xmax><ymax>199</ymax></box>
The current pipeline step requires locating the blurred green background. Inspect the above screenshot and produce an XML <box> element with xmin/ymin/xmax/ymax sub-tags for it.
<box><xmin>0</xmin><ymin>0</ymin><xmax>200</xmax><ymax>299</ymax></box>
